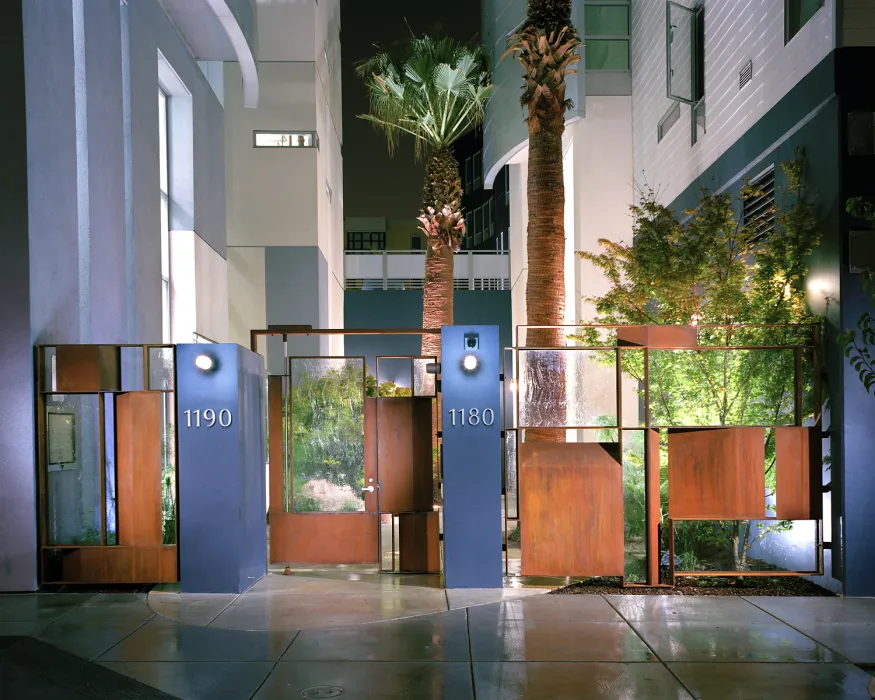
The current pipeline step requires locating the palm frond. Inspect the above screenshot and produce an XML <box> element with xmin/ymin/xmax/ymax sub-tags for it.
<box><xmin>356</xmin><ymin>35</ymin><xmax>493</xmax><ymax>159</ymax></box>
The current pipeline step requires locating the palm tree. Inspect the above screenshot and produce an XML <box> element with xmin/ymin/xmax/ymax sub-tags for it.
<box><xmin>357</xmin><ymin>36</ymin><xmax>492</xmax><ymax>357</ymax></box>
<box><xmin>505</xmin><ymin>0</ymin><xmax>581</xmax><ymax>441</ymax></box>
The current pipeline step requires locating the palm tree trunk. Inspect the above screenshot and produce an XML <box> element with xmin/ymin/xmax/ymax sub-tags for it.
<box><xmin>524</xmin><ymin>114</ymin><xmax>567</xmax><ymax>443</ymax></box>
<box><xmin>422</xmin><ymin>242</ymin><xmax>454</xmax><ymax>357</ymax></box>
<box><xmin>419</xmin><ymin>147</ymin><xmax>464</xmax><ymax>358</ymax></box>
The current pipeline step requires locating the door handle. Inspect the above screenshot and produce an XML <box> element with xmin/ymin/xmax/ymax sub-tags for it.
<box><xmin>362</xmin><ymin>485</ymin><xmax>375</xmax><ymax>493</ymax></box>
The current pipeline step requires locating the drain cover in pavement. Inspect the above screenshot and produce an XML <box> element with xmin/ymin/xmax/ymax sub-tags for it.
<box><xmin>301</xmin><ymin>686</ymin><xmax>343</xmax><ymax>698</ymax></box>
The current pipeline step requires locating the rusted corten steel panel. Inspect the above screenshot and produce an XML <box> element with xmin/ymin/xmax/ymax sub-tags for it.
<box><xmin>775</xmin><ymin>426</ymin><xmax>823</xmax><ymax>519</ymax></box>
<box><xmin>45</xmin><ymin>546</ymin><xmax>177</xmax><ymax>584</ymax></box>
<box><xmin>668</xmin><ymin>427</ymin><xmax>766</xmax><ymax>519</ymax></box>
<box><xmin>616</xmin><ymin>325</ymin><xmax>698</xmax><ymax>348</ymax></box>
<box><xmin>116</xmin><ymin>392</ymin><xmax>163</xmax><ymax>547</ymax></box>
<box><xmin>270</xmin><ymin>513</ymin><xmax>379</xmax><ymax>564</ymax></box>
<box><xmin>268</xmin><ymin>376</ymin><xmax>285</xmax><ymax>514</ymax></box>
<box><xmin>377</xmin><ymin>398</ymin><xmax>433</xmax><ymax>513</ymax></box>
<box><xmin>399</xmin><ymin>511</ymin><xmax>440</xmax><ymax>573</ymax></box>
<box><xmin>55</xmin><ymin>345</ymin><xmax>121</xmax><ymax>392</ymax></box>
<box><xmin>645</xmin><ymin>429</ymin><xmax>662</xmax><ymax>585</ymax></box>
<box><xmin>519</xmin><ymin>442</ymin><xmax>624</xmax><ymax>577</ymax></box>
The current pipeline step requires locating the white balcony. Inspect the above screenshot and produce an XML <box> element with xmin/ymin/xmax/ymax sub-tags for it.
<box><xmin>344</xmin><ymin>250</ymin><xmax>511</xmax><ymax>291</ymax></box>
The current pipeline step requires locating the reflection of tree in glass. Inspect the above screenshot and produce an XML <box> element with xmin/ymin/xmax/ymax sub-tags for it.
<box><xmin>292</xmin><ymin>361</ymin><xmax>366</xmax><ymax>501</ymax></box>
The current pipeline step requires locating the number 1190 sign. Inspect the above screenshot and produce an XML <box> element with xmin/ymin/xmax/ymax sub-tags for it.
<box><xmin>447</xmin><ymin>408</ymin><xmax>495</xmax><ymax>427</ymax></box>
<box><xmin>184</xmin><ymin>409</ymin><xmax>233</xmax><ymax>429</ymax></box>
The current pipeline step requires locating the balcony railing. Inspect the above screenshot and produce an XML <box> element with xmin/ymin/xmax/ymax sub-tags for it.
<box><xmin>344</xmin><ymin>250</ymin><xmax>511</xmax><ymax>291</ymax></box>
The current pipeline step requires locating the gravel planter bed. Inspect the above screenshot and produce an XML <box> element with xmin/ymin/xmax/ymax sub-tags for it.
<box><xmin>550</xmin><ymin>576</ymin><xmax>835</xmax><ymax>596</ymax></box>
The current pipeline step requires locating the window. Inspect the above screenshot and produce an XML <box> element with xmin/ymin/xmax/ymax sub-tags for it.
<box><xmin>584</xmin><ymin>3</ymin><xmax>631</xmax><ymax>70</ymax></box>
<box><xmin>465</xmin><ymin>157</ymin><xmax>473</xmax><ymax>194</ymax></box>
<box><xmin>848</xmin><ymin>111</ymin><xmax>875</xmax><ymax>156</ymax></box>
<box><xmin>504</xmin><ymin>166</ymin><xmax>510</xmax><ymax>206</ymax></box>
<box><xmin>691</xmin><ymin>99</ymin><xmax>706</xmax><ymax>145</ymax></box>
<box><xmin>658</xmin><ymin>102</ymin><xmax>681</xmax><ymax>142</ymax></box>
<box><xmin>666</xmin><ymin>1</ymin><xmax>704</xmax><ymax>105</ymax></box>
<box><xmin>786</xmin><ymin>0</ymin><xmax>823</xmax><ymax>43</ymax></box>
<box><xmin>743</xmin><ymin>167</ymin><xmax>776</xmax><ymax>242</ymax></box>
<box><xmin>473</xmin><ymin>150</ymin><xmax>483</xmax><ymax>190</ymax></box>
<box><xmin>347</xmin><ymin>231</ymin><xmax>386</xmax><ymax>250</ymax></box>
<box><xmin>410</xmin><ymin>236</ymin><xmax>423</xmax><ymax>250</ymax></box>
<box><xmin>159</xmin><ymin>89</ymin><xmax>171</xmax><ymax>344</ymax></box>
<box><xmin>254</xmin><ymin>131</ymin><xmax>319</xmax><ymax>148</ymax></box>
<box><xmin>467</xmin><ymin>207</ymin><xmax>478</xmax><ymax>240</ymax></box>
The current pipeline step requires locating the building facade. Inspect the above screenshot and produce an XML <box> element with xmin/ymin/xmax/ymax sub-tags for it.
<box><xmin>225</xmin><ymin>0</ymin><xmax>344</xmax><ymax>370</ymax></box>
<box><xmin>0</xmin><ymin>0</ymin><xmax>346</xmax><ymax>592</ymax></box>
<box><xmin>483</xmin><ymin>0</ymin><xmax>875</xmax><ymax>594</ymax></box>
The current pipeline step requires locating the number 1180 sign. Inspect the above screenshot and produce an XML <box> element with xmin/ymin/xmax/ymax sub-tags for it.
<box><xmin>447</xmin><ymin>408</ymin><xmax>495</xmax><ymax>427</ymax></box>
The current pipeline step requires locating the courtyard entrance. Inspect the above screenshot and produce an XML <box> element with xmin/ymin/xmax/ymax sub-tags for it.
<box><xmin>503</xmin><ymin>324</ymin><xmax>825</xmax><ymax>587</ymax></box>
<box><xmin>254</xmin><ymin>328</ymin><xmax>441</xmax><ymax>575</ymax></box>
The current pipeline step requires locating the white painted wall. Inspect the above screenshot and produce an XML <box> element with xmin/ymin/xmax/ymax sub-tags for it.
<box><xmin>507</xmin><ymin>159</ymin><xmax>529</xmax><ymax>346</ymax></box>
<box><xmin>171</xmin><ymin>231</ymin><xmax>229</xmax><ymax>344</ymax></box>
<box><xmin>194</xmin><ymin>235</ymin><xmax>229</xmax><ymax>341</ymax></box>
<box><xmin>256</xmin><ymin>0</ymin><xmax>316</xmax><ymax>61</ymax></box>
<box><xmin>228</xmin><ymin>247</ymin><xmax>267</xmax><ymax>348</ymax></box>
<box><xmin>569</xmin><ymin>97</ymin><xmax>635</xmax><ymax>323</ymax></box>
<box><xmin>631</xmin><ymin>0</ymin><xmax>835</xmax><ymax>204</ymax></box>
<box><xmin>225</xmin><ymin>61</ymin><xmax>319</xmax><ymax>247</ymax></box>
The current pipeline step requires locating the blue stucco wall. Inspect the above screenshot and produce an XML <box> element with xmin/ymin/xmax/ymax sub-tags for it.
<box><xmin>264</xmin><ymin>246</ymin><xmax>330</xmax><ymax>373</ymax></box>
<box><xmin>177</xmin><ymin>344</ymin><xmax>266</xmax><ymax>594</ymax></box>
<box><xmin>344</xmin><ymin>291</ymin><xmax>513</xmax><ymax>368</ymax></box>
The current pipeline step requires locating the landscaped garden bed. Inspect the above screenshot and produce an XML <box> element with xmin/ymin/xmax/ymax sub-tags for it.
<box><xmin>550</xmin><ymin>575</ymin><xmax>834</xmax><ymax>597</ymax></box>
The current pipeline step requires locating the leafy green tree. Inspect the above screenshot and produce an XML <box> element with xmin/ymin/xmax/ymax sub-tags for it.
<box><xmin>576</xmin><ymin>157</ymin><xmax>822</xmax><ymax>572</ymax></box>
<box><xmin>357</xmin><ymin>37</ymin><xmax>492</xmax><ymax>358</ymax></box>
<box><xmin>841</xmin><ymin>198</ymin><xmax>875</xmax><ymax>395</ymax></box>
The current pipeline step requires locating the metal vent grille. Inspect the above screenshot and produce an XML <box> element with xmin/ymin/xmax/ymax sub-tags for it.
<box><xmin>739</xmin><ymin>60</ymin><xmax>753</xmax><ymax>89</ymax></box>
<box><xmin>743</xmin><ymin>167</ymin><xmax>776</xmax><ymax>242</ymax></box>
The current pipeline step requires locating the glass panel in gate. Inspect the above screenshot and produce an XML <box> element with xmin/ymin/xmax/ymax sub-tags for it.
<box><xmin>289</xmin><ymin>358</ymin><xmax>366</xmax><ymax>513</ymax></box>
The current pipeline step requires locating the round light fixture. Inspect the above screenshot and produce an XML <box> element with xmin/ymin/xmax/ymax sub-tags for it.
<box><xmin>195</xmin><ymin>354</ymin><xmax>214</xmax><ymax>371</ymax></box>
<box><xmin>462</xmin><ymin>354</ymin><xmax>478</xmax><ymax>372</ymax></box>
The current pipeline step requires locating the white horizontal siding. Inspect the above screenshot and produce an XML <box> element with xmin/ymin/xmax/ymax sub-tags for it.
<box><xmin>631</xmin><ymin>0</ymin><xmax>835</xmax><ymax>205</ymax></box>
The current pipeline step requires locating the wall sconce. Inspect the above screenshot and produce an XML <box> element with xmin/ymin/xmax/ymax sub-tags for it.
<box><xmin>195</xmin><ymin>354</ymin><xmax>215</xmax><ymax>372</ymax></box>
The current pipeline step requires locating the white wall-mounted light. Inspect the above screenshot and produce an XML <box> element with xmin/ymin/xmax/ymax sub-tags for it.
<box><xmin>462</xmin><ymin>354</ymin><xmax>479</xmax><ymax>372</ymax></box>
<box><xmin>195</xmin><ymin>354</ymin><xmax>214</xmax><ymax>371</ymax></box>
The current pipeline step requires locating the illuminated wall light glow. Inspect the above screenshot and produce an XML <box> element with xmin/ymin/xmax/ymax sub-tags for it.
<box><xmin>195</xmin><ymin>354</ymin><xmax>214</xmax><ymax>371</ymax></box>
<box><xmin>462</xmin><ymin>354</ymin><xmax>479</xmax><ymax>371</ymax></box>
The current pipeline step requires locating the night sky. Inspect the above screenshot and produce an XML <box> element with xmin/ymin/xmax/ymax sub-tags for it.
<box><xmin>340</xmin><ymin>0</ymin><xmax>481</xmax><ymax>222</ymax></box>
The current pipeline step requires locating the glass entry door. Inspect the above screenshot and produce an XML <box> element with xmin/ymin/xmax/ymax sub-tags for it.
<box><xmin>268</xmin><ymin>357</ymin><xmax>379</xmax><ymax>565</ymax></box>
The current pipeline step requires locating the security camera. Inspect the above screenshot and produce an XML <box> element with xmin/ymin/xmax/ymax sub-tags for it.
<box><xmin>464</xmin><ymin>333</ymin><xmax>479</xmax><ymax>350</ymax></box>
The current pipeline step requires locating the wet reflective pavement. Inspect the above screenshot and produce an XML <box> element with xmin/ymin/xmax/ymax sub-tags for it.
<box><xmin>2</xmin><ymin>578</ymin><xmax>874</xmax><ymax>699</ymax></box>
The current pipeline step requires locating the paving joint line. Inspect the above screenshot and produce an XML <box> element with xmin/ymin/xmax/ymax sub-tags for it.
<box><xmin>466</xmin><ymin>607</ymin><xmax>477</xmax><ymax>699</ymax></box>
<box><xmin>247</xmin><ymin>629</ymin><xmax>301</xmax><ymax>700</ymax></box>
<box><xmin>600</xmin><ymin>593</ymin><xmax>698</xmax><ymax>698</ymax></box>
<box><xmin>741</xmin><ymin>597</ymin><xmax>860</xmax><ymax>666</ymax></box>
